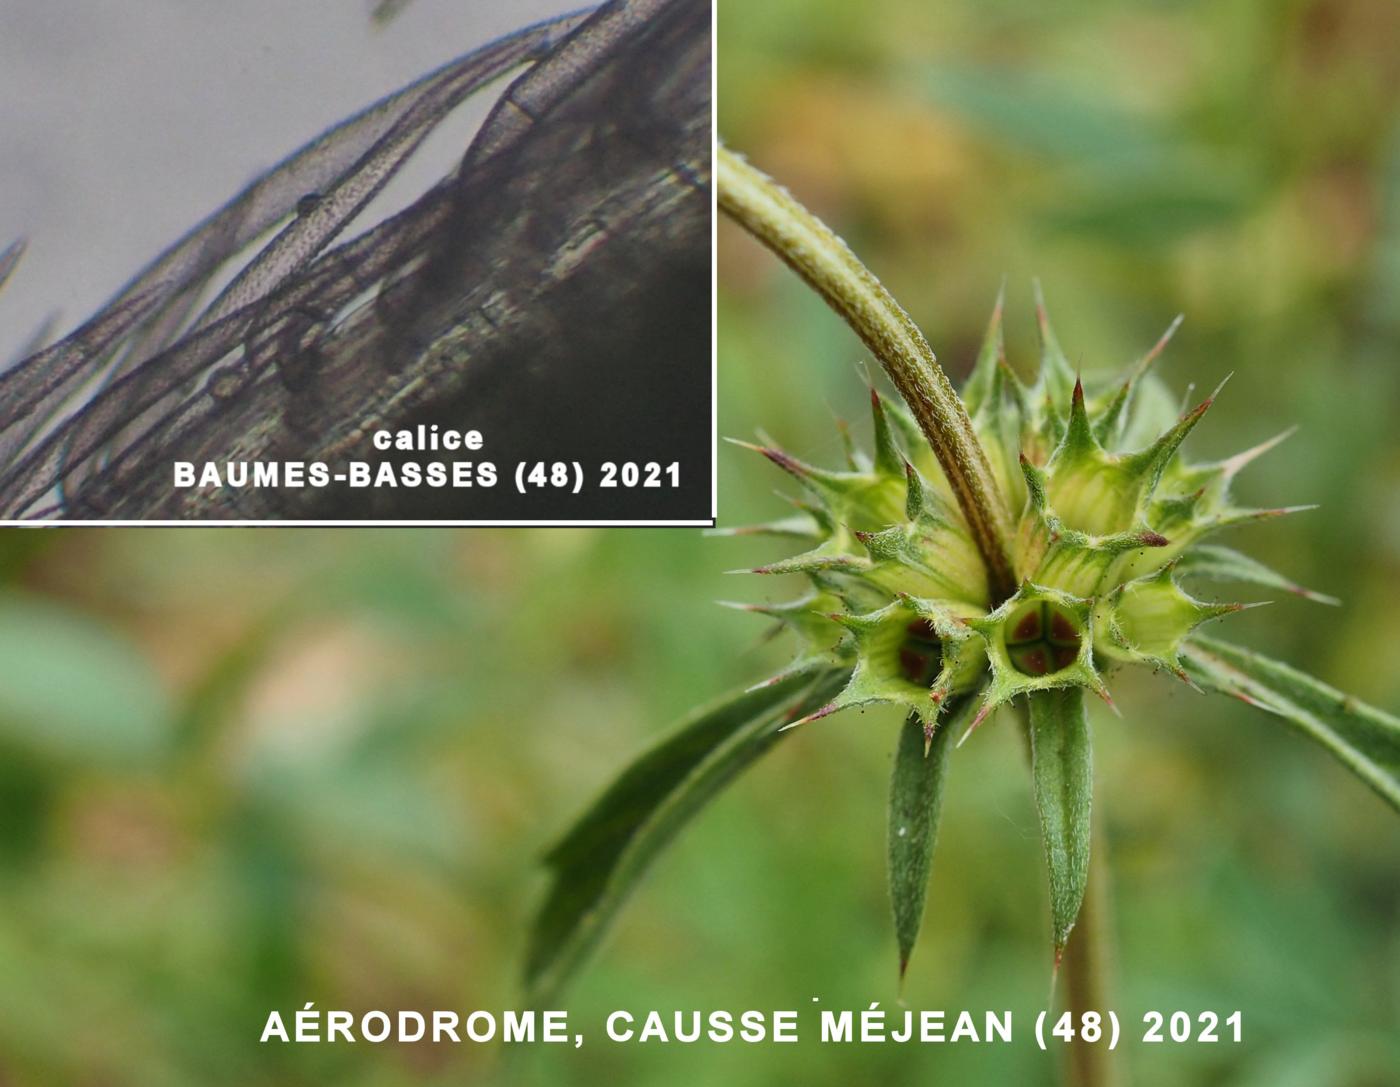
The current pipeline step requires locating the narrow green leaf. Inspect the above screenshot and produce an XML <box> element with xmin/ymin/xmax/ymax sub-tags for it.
<box><xmin>887</xmin><ymin>697</ymin><xmax>970</xmax><ymax>981</ymax></box>
<box><xmin>1182</xmin><ymin>635</ymin><xmax>1400</xmax><ymax>812</ymax></box>
<box><xmin>1176</xmin><ymin>544</ymin><xmax>1339</xmax><ymax>606</ymax></box>
<box><xmin>525</xmin><ymin>668</ymin><xmax>849</xmax><ymax>1004</ymax></box>
<box><xmin>1029</xmin><ymin>686</ymin><xmax>1093</xmax><ymax>964</ymax></box>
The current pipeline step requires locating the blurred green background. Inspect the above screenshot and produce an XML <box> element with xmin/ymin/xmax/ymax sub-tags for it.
<box><xmin>0</xmin><ymin>0</ymin><xmax>1398</xmax><ymax>1084</ymax></box>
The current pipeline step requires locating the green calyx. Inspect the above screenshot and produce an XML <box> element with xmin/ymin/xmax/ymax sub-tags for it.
<box><xmin>728</xmin><ymin>287</ymin><xmax>1323</xmax><ymax>740</ymax></box>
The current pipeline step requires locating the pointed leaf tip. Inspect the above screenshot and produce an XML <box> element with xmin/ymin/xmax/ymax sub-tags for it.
<box><xmin>526</xmin><ymin>670</ymin><xmax>847</xmax><ymax>1003</ymax></box>
<box><xmin>888</xmin><ymin>699</ymin><xmax>967</xmax><ymax>983</ymax></box>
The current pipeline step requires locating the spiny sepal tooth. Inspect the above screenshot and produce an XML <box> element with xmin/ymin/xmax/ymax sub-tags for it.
<box><xmin>869</xmin><ymin>387</ymin><xmax>906</xmax><ymax>477</ymax></box>
<box><xmin>961</xmin><ymin>282</ymin><xmax>1006</xmax><ymax>418</ymax></box>
<box><xmin>1058</xmin><ymin>378</ymin><xmax>1100</xmax><ymax>464</ymax></box>
<box><xmin>1124</xmin><ymin>419</ymin><xmax>1312</xmax><ymax>582</ymax></box>
<box><xmin>1029</xmin><ymin>521</ymin><xmax>1172</xmax><ymax>599</ymax></box>
<box><xmin>720</xmin><ymin>587</ymin><xmax>854</xmax><ymax>668</ymax></box>
<box><xmin>1038</xmin><ymin>386</ymin><xmax>1216</xmax><ymax>541</ymax></box>
<box><xmin>1216</xmin><ymin>427</ymin><xmax>1297</xmax><ymax>479</ymax></box>
<box><xmin>782</xmin><ymin>598</ymin><xmax>988</xmax><ymax>733</ymax></box>
<box><xmin>1146</xmin><ymin>426</ymin><xmax>1297</xmax><ymax>530</ymax></box>
<box><xmin>1173</xmin><ymin>543</ymin><xmax>1339</xmax><ymax>606</ymax></box>
<box><xmin>1121</xmin><ymin>377</ymin><xmax>1225</xmax><ymax>494</ymax></box>
<box><xmin>1118</xmin><ymin>500</ymin><xmax>1318</xmax><ymax>585</ymax></box>
<box><xmin>705</xmin><ymin>513</ymin><xmax>823</xmax><ymax>541</ymax></box>
<box><xmin>1032</xmin><ymin>280</ymin><xmax>1078</xmax><ymax>409</ymax></box>
<box><xmin>740</xmin><ymin>544</ymin><xmax>868</xmax><ymax>578</ymax></box>
<box><xmin>1016</xmin><ymin>451</ymin><xmax>1173</xmax><ymax>595</ymax></box>
<box><xmin>1093</xmin><ymin>564</ymin><xmax>1261</xmax><ymax>678</ymax></box>
<box><xmin>852</xmin><ymin>481</ymin><xmax>990</xmax><ymax>607</ymax></box>
<box><xmin>1093</xmin><ymin>316</ymin><xmax>1184</xmax><ymax>447</ymax></box>
<box><xmin>875</xmin><ymin>394</ymin><xmax>971</xmax><ymax>513</ymax></box>
<box><xmin>972</xmin><ymin>360</ymin><xmax>1027</xmax><ymax>513</ymax></box>
<box><xmin>902</xmin><ymin>460</ymin><xmax>928</xmax><ymax>521</ymax></box>
<box><xmin>833</xmin><ymin>414</ymin><xmax>864</xmax><ymax>472</ymax></box>
<box><xmin>745</xmin><ymin>655</ymin><xmax>839</xmax><ymax>694</ymax></box>
<box><xmin>958</xmin><ymin>584</ymin><xmax>1109</xmax><ymax>745</ymax></box>
<box><xmin>726</xmin><ymin>437</ymin><xmax>906</xmax><ymax>539</ymax></box>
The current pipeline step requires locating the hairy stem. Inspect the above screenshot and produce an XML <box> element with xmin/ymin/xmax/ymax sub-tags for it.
<box><xmin>716</xmin><ymin>144</ymin><xmax>1017</xmax><ymax>603</ymax></box>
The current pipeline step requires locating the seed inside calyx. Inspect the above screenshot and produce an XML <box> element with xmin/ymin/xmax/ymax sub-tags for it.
<box><xmin>1004</xmin><ymin>601</ymin><xmax>1081</xmax><ymax>677</ymax></box>
<box><xmin>899</xmin><ymin>618</ymin><xmax>944</xmax><ymax>686</ymax></box>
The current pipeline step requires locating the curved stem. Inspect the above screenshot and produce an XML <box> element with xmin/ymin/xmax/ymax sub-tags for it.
<box><xmin>716</xmin><ymin>143</ymin><xmax>1017</xmax><ymax>603</ymax></box>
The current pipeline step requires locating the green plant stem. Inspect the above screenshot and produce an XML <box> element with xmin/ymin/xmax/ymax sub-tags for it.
<box><xmin>716</xmin><ymin>143</ymin><xmax>1018</xmax><ymax>603</ymax></box>
<box><xmin>1063</xmin><ymin>817</ymin><xmax>1120</xmax><ymax>1087</ymax></box>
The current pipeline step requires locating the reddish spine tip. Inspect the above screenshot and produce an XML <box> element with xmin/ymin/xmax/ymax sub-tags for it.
<box><xmin>796</xmin><ymin>702</ymin><xmax>838</xmax><ymax>724</ymax></box>
<box><xmin>958</xmin><ymin>702</ymin><xmax>995</xmax><ymax>748</ymax></box>
<box><xmin>763</xmin><ymin>448</ymin><xmax>805</xmax><ymax>475</ymax></box>
<box><xmin>1072</xmin><ymin>377</ymin><xmax>1085</xmax><ymax>404</ymax></box>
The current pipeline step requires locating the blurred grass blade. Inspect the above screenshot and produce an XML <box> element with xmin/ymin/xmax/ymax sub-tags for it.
<box><xmin>526</xmin><ymin>667</ymin><xmax>849</xmax><ymax>1004</ymax></box>
<box><xmin>1182</xmin><ymin>636</ymin><xmax>1400</xmax><ymax>812</ymax></box>
<box><xmin>1176</xmin><ymin>544</ymin><xmax>1339</xmax><ymax>606</ymax></box>
<box><xmin>1029</xmin><ymin>686</ymin><xmax>1093</xmax><ymax>966</ymax></box>
<box><xmin>888</xmin><ymin>697</ymin><xmax>971</xmax><ymax>982</ymax></box>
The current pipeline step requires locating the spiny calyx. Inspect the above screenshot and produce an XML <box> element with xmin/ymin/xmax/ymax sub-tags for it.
<box><xmin>725</xmin><ymin>288</ymin><xmax>1322</xmax><ymax>740</ymax></box>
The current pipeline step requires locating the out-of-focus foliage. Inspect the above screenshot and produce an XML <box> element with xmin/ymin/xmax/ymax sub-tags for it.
<box><xmin>0</xmin><ymin>0</ymin><xmax>1396</xmax><ymax>1084</ymax></box>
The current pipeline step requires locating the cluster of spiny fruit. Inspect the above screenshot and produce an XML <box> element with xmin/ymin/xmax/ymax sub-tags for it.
<box><xmin>726</xmin><ymin>293</ymin><xmax>1315</xmax><ymax>745</ymax></box>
